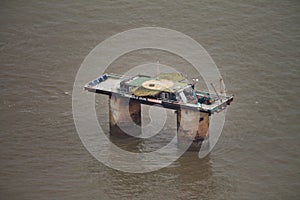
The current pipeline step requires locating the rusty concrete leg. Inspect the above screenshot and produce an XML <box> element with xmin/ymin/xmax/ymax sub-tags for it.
<box><xmin>109</xmin><ymin>95</ymin><xmax>141</xmax><ymax>137</ymax></box>
<box><xmin>177</xmin><ymin>109</ymin><xmax>209</xmax><ymax>151</ymax></box>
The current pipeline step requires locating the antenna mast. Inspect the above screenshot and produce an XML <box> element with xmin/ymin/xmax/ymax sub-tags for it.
<box><xmin>211</xmin><ymin>83</ymin><xmax>222</xmax><ymax>102</ymax></box>
<box><xmin>156</xmin><ymin>61</ymin><xmax>160</xmax><ymax>79</ymax></box>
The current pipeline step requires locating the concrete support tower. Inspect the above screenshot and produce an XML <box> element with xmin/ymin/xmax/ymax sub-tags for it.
<box><xmin>109</xmin><ymin>95</ymin><xmax>209</xmax><ymax>150</ymax></box>
<box><xmin>177</xmin><ymin>109</ymin><xmax>209</xmax><ymax>150</ymax></box>
<box><xmin>109</xmin><ymin>95</ymin><xmax>142</xmax><ymax>137</ymax></box>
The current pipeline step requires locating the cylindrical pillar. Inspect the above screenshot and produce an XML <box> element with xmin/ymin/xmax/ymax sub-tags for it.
<box><xmin>177</xmin><ymin>109</ymin><xmax>209</xmax><ymax>150</ymax></box>
<box><xmin>109</xmin><ymin>95</ymin><xmax>141</xmax><ymax>137</ymax></box>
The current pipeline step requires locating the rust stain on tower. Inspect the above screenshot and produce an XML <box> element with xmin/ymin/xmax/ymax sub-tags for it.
<box><xmin>109</xmin><ymin>95</ymin><xmax>141</xmax><ymax>137</ymax></box>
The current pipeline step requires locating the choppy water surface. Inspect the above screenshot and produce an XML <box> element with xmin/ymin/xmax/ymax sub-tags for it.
<box><xmin>1</xmin><ymin>1</ymin><xmax>299</xmax><ymax>199</ymax></box>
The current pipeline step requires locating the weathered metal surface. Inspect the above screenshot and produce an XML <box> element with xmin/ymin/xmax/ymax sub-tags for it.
<box><xmin>109</xmin><ymin>95</ymin><xmax>141</xmax><ymax>136</ymax></box>
<box><xmin>177</xmin><ymin>109</ymin><xmax>209</xmax><ymax>150</ymax></box>
<box><xmin>85</xmin><ymin>73</ymin><xmax>233</xmax><ymax>114</ymax></box>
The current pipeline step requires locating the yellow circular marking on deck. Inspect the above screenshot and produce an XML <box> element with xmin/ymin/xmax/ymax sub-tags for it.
<box><xmin>142</xmin><ymin>79</ymin><xmax>174</xmax><ymax>91</ymax></box>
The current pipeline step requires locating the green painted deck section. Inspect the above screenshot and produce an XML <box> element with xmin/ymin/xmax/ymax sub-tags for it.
<box><xmin>127</xmin><ymin>76</ymin><xmax>152</xmax><ymax>87</ymax></box>
<box><xmin>132</xmin><ymin>87</ymin><xmax>160</xmax><ymax>96</ymax></box>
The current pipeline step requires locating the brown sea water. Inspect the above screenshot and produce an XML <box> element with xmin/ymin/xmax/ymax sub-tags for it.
<box><xmin>1</xmin><ymin>1</ymin><xmax>299</xmax><ymax>199</ymax></box>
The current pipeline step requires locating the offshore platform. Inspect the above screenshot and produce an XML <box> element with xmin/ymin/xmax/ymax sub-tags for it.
<box><xmin>84</xmin><ymin>72</ymin><xmax>233</xmax><ymax>150</ymax></box>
